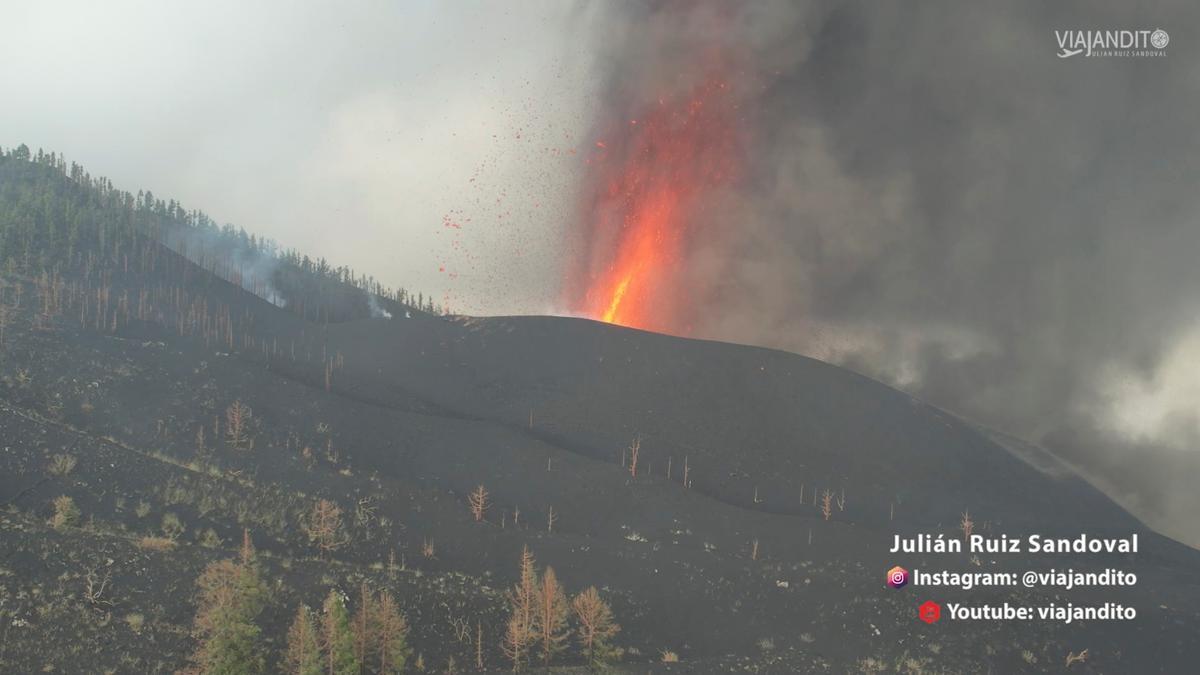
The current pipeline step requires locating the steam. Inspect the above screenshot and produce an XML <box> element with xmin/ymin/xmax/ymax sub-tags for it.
<box><xmin>583</xmin><ymin>1</ymin><xmax>1200</xmax><ymax>546</ymax></box>
<box><xmin>366</xmin><ymin>292</ymin><xmax>393</xmax><ymax>319</ymax></box>
<box><xmin>160</xmin><ymin>222</ymin><xmax>285</xmax><ymax>307</ymax></box>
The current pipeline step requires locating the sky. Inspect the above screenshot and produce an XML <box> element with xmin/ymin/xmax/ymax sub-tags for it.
<box><xmin>3</xmin><ymin>1</ymin><xmax>1199</xmax><ymax>546</ymax></box>
<box><xmin>0</xmin><ymin>0</ymin><xmax>600</xmax><ymax>313</ymax></box>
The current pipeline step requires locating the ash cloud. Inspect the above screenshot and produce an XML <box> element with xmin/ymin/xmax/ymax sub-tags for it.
<box><xmin>589</xmin><ymin>2</ymin><xmax>1200</xmax><ymax>546</ymax></box>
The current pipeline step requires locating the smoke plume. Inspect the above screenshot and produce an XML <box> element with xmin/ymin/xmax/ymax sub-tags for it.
<box><xmin>575</xmin><ymin>1</ymin><xmax>1200</xmax><ymax>546</ymax></box>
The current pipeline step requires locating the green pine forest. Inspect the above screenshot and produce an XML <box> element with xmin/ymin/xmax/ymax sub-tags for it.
<box><xmin>0</xmin><ymin>143</ymin><xmax>442</xmax><ymax>323</ymax></box>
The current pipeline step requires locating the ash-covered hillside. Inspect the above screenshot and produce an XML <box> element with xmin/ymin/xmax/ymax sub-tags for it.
<box><xmin>1</xmin><ymin>148</ymin><xmax>1198</xmax><ymax>673</ymax></box>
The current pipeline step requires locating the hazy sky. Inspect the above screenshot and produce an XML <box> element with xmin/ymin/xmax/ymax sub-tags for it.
<box><xmin>1</xmin><ymin>0</ymin><xmax>599</xmax><ymax>313</ymax></box>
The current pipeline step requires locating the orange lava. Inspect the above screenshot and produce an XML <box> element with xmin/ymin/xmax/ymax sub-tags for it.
<box><xmin>569</xmin><ymin>75</ymin><xmax>741</xmax><ymax>333</ymax></box>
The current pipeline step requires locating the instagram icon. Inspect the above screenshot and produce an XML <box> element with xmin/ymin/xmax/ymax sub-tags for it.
<box><xmin>887</xmin><ymin>566</ymin><xmax>909</xmax><ymax>589</ymax></box>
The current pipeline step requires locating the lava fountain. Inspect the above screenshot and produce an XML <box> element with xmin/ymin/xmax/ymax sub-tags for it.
<box><xmin>564</xmin><ymin>72</ymin><xmax>744</xmax><ymax>333</ymax></box>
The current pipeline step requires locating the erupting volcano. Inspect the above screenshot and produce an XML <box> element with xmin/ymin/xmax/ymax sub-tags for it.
<box><xmin>565</xmin><ymin>73</ymin><xmax>743</xmax><ymax>333</ymax></box>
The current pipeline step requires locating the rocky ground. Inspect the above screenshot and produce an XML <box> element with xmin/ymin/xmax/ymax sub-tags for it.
<box><xmin>0</xmin><ymin>254</ymin><xmax>1197</xmax><ymax>673</ymax></box>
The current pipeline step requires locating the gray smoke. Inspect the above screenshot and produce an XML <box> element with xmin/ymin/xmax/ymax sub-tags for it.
<box><xmin>587</xmin><ymin>1</ymin><xmax>1200</xmax><ymax>546</ymax></box>
<box><xmin>160</xmin><ymin>224</ymin><xmax>287</xmax><ymax>307</ymax></box>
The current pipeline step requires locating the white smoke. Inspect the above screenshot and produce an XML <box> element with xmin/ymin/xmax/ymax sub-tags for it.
<box><xmin>366</xmin><ymin>292</ymin><xmax>392</xmax><ymax>319</ymax></box>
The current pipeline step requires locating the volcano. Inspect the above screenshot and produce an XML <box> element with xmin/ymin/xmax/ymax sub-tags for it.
<box><xmin>3</xmin><ymin>153</ymin><xmax>1200</xmax><ymax>672</ymax></box>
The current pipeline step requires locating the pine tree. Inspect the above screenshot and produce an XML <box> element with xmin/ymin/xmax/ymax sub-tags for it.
<box><xmin>234</xmin><ymin>530</ymin><xmax>268</xmax><ymax>620</ymax></box>
<box><xmin>502</xmin><ymin>613</ymin><xmax>528</xmax><ymax>673</ymax></box>
<box><xmin>502</xmin><ymin>546</ymin><xmax>539</xmax><ymax>671</ymax></box>
<box><xmin>194</xmin><ymin>612</ymin><xmax>265</xmax><ymax>675</ymax></box>
<box><xmin>239</xmin><ymin>528</ymin><xmax>256</xmax><ymax>566</ymax></box>
<box><xmin>535</xmin><ymin>566</ymin><xmax>570</xmax><ymax>668</ymax></box>
<box><xmin>189</xmin><ymin>534</ymin><xmax>267</xmax><ymax>675</ymax></box>
<box><xmin>322</xmin><ymin>590</ymin><xmax>359</xmax><ymax>675</ymax></box>
<box><xmin>571</xmin><ymin>586</ymin><xmax>621</xmax><ymax>670</ymax></box>
<box><xmin>374</xmin><ymin>590</ymin><xmax>411</xmax><ymax>674</ymax></box>
<box><xmin>468</xmin><ymin>484</ymin><xmax>490</xmax><ymax>522</ymax></box>
<box><xmin>285</xmin><ymin>605</ymin><xmax>323</xmax><ymax>675</ymax></box>
<box><xmin>225</xmin><ymin>400</ymin><xmax>252</xmax><ymax>449</ymax></box>
<box><xmin>306</xmin><ymin>499</ymin><xmax>347</xmax><ymax>557</ymax></box>
<box><xmin>352</xmin><ymin>583</ymin><xmax>373</xmax><ymax>671</ymax></box>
